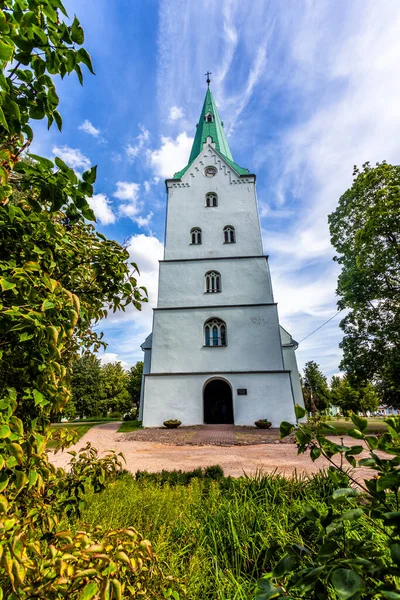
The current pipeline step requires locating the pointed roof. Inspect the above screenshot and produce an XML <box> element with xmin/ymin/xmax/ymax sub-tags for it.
<box><xmin>172</xmin><ymin>87</ymin><xmax>250</xmax><ymax>179</ymax></box>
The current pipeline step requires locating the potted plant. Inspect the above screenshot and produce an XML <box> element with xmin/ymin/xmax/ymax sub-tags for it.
<box><xmin>163</xmin><ymin>419</ymin><xmax>182</xmax><ymax>429</ymax></box>
<box><xmin>255</xmin><ymin>419</ymin><xmax>272</xmax><ymax>429</ymax></box>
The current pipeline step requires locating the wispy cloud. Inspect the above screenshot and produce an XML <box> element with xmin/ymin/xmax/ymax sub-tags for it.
<box><xmin>79</xmin><ymin>119</ymin><xmax>101</xmax><ymax>138</ymax></box>
<box><xmin>169</xmin><ymin>106</ymin><xmax>184</xmax><ymax>121</ymax></box>
<box><xmin>125</xmin><ymin>125</ymin><xmax>150</xmax><ymax>162</ymax></box>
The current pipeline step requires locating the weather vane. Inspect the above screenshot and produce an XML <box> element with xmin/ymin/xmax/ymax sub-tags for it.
<box><xmin>204</xmin><ymin>71</ymin><xmax>212</xmax><ymax>87</ymax></box>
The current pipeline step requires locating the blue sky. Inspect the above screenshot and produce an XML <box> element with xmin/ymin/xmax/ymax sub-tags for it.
<box><xmin>32</xmin><ymin>0</ymin><xmax>400</xmax><ymax>376</ymax></box>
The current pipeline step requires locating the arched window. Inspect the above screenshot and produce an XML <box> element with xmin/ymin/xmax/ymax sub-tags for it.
<box><xmin>223</xmin><ymin>225</ymin><xmax>235</xmax><ymax>243</ymax></box>
<box><xmin>205</xmin><ymin>192</ymin><xmax>218</xmax><ymax>207</ymax></box>
<box><xmin>191</xmin><ymin>227</ymin><xmax>202</xmax><ymax>245</ymax></box>
<box><xmin>205</xmin><ymin>112</ymin><xmax>214</xmax><ymax>123</ymax></box>
<box><xmin>205</xmin><ymin>271</ymin><xmax>221</xmax><ymax>293</ymax></box>
<box><xmin>204</xmin><ymin>318</ymin><xmax>227</xmax><ymax>347</ymax></box>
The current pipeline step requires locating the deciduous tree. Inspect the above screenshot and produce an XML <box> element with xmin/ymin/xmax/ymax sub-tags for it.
<box><xmin>330</xmin><ymin>375</ymin><xmax>379</xmax><ymax>416</ymax></box>
<box><xmin>302</xmin><ymin>361</ymin><xmax>331</xmax><ymax>413</ymax></box>
<box><xmin>329</xmin><ymin>162</ymin><xmax>400</xmax><ymax>407</ymax></box>
<box><xmin>127</xmin><ymin>360</ymin><xmax>143</xmax><ymax>415</ymax></box>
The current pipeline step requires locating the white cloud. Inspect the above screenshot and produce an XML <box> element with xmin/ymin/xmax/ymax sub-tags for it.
<box><xmin>143</xmin><ymin>181</ymin><xmax>151</xmax><ymax>193</ymax></box>
<box><xmin>125</xmin><ymin>125</ymin><xmax>150</xmax><ymax>162</ymax></box>
<box><xmin>98</xmin><ymin>352</ymin><xmax>129</xmax><ymax>369</ymax></box>
<box><xmin>99</xmin><ymin>234</ymin><xmax>164</xmax><ymax>365</ymax></box>
<box><xmin>149</xmin><ymin>132</ymin><xmax>193</xmax><ymax>178</ymax></box>
<box><xmin>169</xmin><ymin>105</ymin><xmax>184</xmax><ymax>121</ymax></box>
<box><xmin>79</xmin><ymin>119</ymin><xmax>101</xmax><ymax>138</ymax></box>
<box><xmin>88</xmin><ymin>193</ymin><xmax>116</xmax><ymax>225</ymax></box>
<box><xmin>135</xmin><ymin>212</ymin><xmax>153</xmax><ymax>228</ymax></box>
<box><xmin>52</xmin><ymin>146</ymin><xmax>91</xmax><ymax>171</ymax></box>
<box><xmin>113</xmin><ymin>181</ymin><xmax>141</xmax><ymax>202</ymax></box>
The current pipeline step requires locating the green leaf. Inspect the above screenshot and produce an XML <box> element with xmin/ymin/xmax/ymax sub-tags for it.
<box><xmin>0</xmin><ymin>278</ymin><xmax>16</xmax><ymax>291</ymax></box>
<box><xmin>272</xmin><ymin>554</ymin><xmax>298</xmax><ymax>577</ymax></box>
<box><xmin>295</xmin><ymin>404</ymin><xmax>306</xmax><ymax>420</ymax></box>
<box><xmin>341</xmin><ymin>508</ymin><xmax>363</xmax><ymax>521</ymax></box>
<box><xmin>41</xmin><ymin>299</ymin><xmax>55</xmax><ymax>311</ymax></box>
<box><xmin>78</xmin><ymin>47</ymin><xmax>95</xmax><ymax>74</ymax></box>
<box><xmin>32</xmin><ymin>389</ymin><xmax>45</xmax><ymax>406</ymax></box>
<box><xmin>255</xmin><ymin>578</ymin><xmax>283</xmax><ymax>599</ymax></box>
<box><xmin>82</xmin><ymin>165</ymin><xmax>97</xmax><ymax>184</ymax></box>
<box><xmin>351</xmin><ymin>414</ymin><xmax>368</xmax><ymax>432</ymax></box>
<box><xmin>390</xmin><ymin>543</ymin><xmax>400</xmax><ymax>566</ymax></box>
<box><xmin>310</xmin><ymin>446</ymin><xmax>321</xmax><ymax>461</ymax></box>
<box><xmin>358</xmin><ymin>457</ymin><xmax>376</xmax><ymax>467</ymax></box>
<box><xmin>377</xmin><ymin>473</ymin><xmax>400</xmax><ymax>492</ymax></box>
<box><xmin>28</xmin><ymin>154</ymin><xmax>54</xmax><ymax>169</ymax></box>
<box><xmin>381</xmin><ymin>590</ymin><xmax>400</xmax><ymax>599</ymax></box>
<box><xmin>0</xmin><ymin>473</ymin><xmax>9</xmax><ymax>492</ymax></box>
<box><xmin>54</xmin><ymin>110</ymin><xmax>62</xmax><ymax>132</ymax></box>
<box><xmin>71</xmin><ymin>16</ymin><xmax>84</xmax><ymax>44</ymax></box>
<box><xmin>347</xmin><ymin>428</ymin><xmax>364</xmax><ymax>440</ymax></box>
<box><xmin>331</xmin><ymin>569</ymin><xmax>365</xmax><ymax>599</ymax></box>
<box><xmin>0</xmin><ymin>106</ymin><xmax>8</xmax><ymax>131</ymax></box>
<box><xmin>280</xmin><ymin>421</ymin><xmax>295</xmax><ymax>439</ymax></box>
<box><xmin>81</xmin><ymin>204</ymin><xmax>96</xmax><ymax>221</ymax></box>
<box><xmin>79</xmin><ymin>581</ymin><xmax>99</xmax><ymax>600</ymax></box>
<box><xmin>332</xmin><ymin>487</ymin><xmax>359</xmax><ymax>499</ymax></box>
<box><xmin>0</xmin><ymin>39</ymin><xmax>13</xmax><ymax>62</ymax></box>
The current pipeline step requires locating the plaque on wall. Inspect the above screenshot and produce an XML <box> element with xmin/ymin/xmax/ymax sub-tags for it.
<box><xmin>237</xmin><ymin>389</ymin><xmax>247</xmax><ymax>395</ymax></box>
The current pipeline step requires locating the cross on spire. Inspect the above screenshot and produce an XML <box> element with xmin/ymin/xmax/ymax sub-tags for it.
<box><xmin>204</xmin><ymin>71</ymin><xmax>212</xmax><ymax>87</ymax></box>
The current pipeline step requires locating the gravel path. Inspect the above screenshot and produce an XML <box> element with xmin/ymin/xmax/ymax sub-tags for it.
<box><xmin>50</xmin><ymin>422</ymin><xmax>374</xmax><ymax>480</ymax></box>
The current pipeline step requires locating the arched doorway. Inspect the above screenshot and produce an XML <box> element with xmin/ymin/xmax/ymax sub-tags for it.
<box><xmin>203</xmin><ymin>379</ymin><xmax>234</xmax><ymax>424</ymax></box>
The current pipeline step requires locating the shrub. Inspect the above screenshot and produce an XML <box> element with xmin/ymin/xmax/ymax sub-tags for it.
<box><xmin>109</xmin><ymin>411</ymin><xmax>122</xmax><ymax>419</ymax></box>
<box><xmin>256</xmin><ymin>405</ymin><xmax>400</xmax><ymax>599</ymax></box>
<box><xmin>255</xmin><ymin>419</ymin><xmax>272</xmax><ymax>429</ymax></box>
<box><xmin>163</xmin><ymin>419</ymin><xmax>182</xmax><ymax>428</ymax></box>
<box><xmin>204</xmin><ymin>464</ymin><xmax>225</xmax><ymax>481</ymax></box>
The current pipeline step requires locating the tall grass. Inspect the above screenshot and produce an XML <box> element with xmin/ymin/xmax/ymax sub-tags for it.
<box><xmin>79</xmin><ymin>470</ymin><xmax>386</xmax><ymax>599</ymax></box>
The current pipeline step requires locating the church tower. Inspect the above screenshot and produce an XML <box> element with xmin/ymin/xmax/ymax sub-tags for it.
<box><xmin>140</xmin><ymin>83</ymin><xmax>304</xmax><ymax>427</ymax></box>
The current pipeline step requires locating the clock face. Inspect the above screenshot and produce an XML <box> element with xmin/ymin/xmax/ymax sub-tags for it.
<box><xmin>204</xmin><ymin>166</ymin><xmax>217</xmax><ymax>177</ymax></box>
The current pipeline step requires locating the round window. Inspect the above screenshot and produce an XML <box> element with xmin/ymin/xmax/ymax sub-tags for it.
<box><xmin>204</xmin><ymin>166</ymin><xmax>217</xmax><ymax>177</ymax></box>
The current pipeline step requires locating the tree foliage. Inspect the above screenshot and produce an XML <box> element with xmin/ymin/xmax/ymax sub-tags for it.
<box><xmin>70</xmin><ymin>354</ymin><xmax>102</xmax><ymax>419</ymax></box>
<box><xmin>99</xmin><ymin>362</ymin><xmax>131</xmax><ymax>416</ymax></box>
<box><xmin>328</xmin><ymin>162</ymin><xmax>400</xmax><ymax>407</ymax></box>
<box><xmin>330</xmin><ymin>376</ymin><xmax>380</xmax><ymax>416</ymax></box>
<box><xmin>257</xmin><ymin>406</ymin><xmax>400</xmax><ymax>599</ymax></box>
<box><xmin>127</xmin><ymin>361</ymin><xmax>143</xmax><ymax>414</ymax></box>
<box><xmin>0</xmin><ymin>2</ymin><xmax>181</xmax><ymax>599</ymax></box>
<box><xmin>302</xmin><ymin>361</ymin><xmax>331</xmax><ymax>413</ymax></box>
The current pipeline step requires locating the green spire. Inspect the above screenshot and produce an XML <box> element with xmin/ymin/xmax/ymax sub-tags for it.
<box><xmin>172</xmin><ymin>87</ymin><xmax>249</xmax><ymax>179</ymax></box>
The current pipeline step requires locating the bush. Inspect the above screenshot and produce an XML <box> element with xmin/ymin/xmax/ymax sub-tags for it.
<box><xmin>163</xmin><ymin>419</ymin><xmax>182</xmax><ymax>428</ymax></box>
<box><xmin>109</xmin><ymin>411</ymin><xmax>122</xmax><ymax>419</ymax></box>
<box><xmin>204</xmin><ymin>464</ymin><xmax>225</xmax><ymax>481</ymax></box>
<box><xmin>135</xmin><ymin>465</ymin><xmax>225</xmax><ymax>486</ymax></box>
<box><xmin>257</xmin><ymin>407</ymin><xmax>400</xmax><ymax>598</ymax></box>
<box><xmin>255</xmin><ymin>419</ymin><xmax>272</xmax><ymax>429</ymax></box>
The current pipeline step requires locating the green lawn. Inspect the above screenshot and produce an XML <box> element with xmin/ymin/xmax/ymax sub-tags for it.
<box><xmin>117</xmin><ymin>420</ymin><xmax>142</xmax><ymax>433</ymax></box>
<box><xmin>329</xmin><ymin>417</ymin><xmax>389</xmax><ymax>435</ymax></box>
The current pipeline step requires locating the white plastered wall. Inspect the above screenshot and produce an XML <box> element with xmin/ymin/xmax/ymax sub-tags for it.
<box><xmin>157</xmin><ymin>257</ymin><xmax>274</xmax><ymax>307</ymax></box>
<box><xmin>164</xmin><ymin>146</ymin><xmax>263</xmax><ymax>260</ymax></box>
<box><xmin>142</xmin><ymin>372</ymin><xmax>296</xmax><ymax>427</ymax></box>
<box><xmin>150</xmin><ymin>305</ymin><xmax>284</xmax><ymax>373</ymax></box>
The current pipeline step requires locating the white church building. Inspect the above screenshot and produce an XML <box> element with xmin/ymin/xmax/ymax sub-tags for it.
<box><xmin>139</xmin><ymin>84</ymin><xmax>304</xmax><ymax>427</ymax></box>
